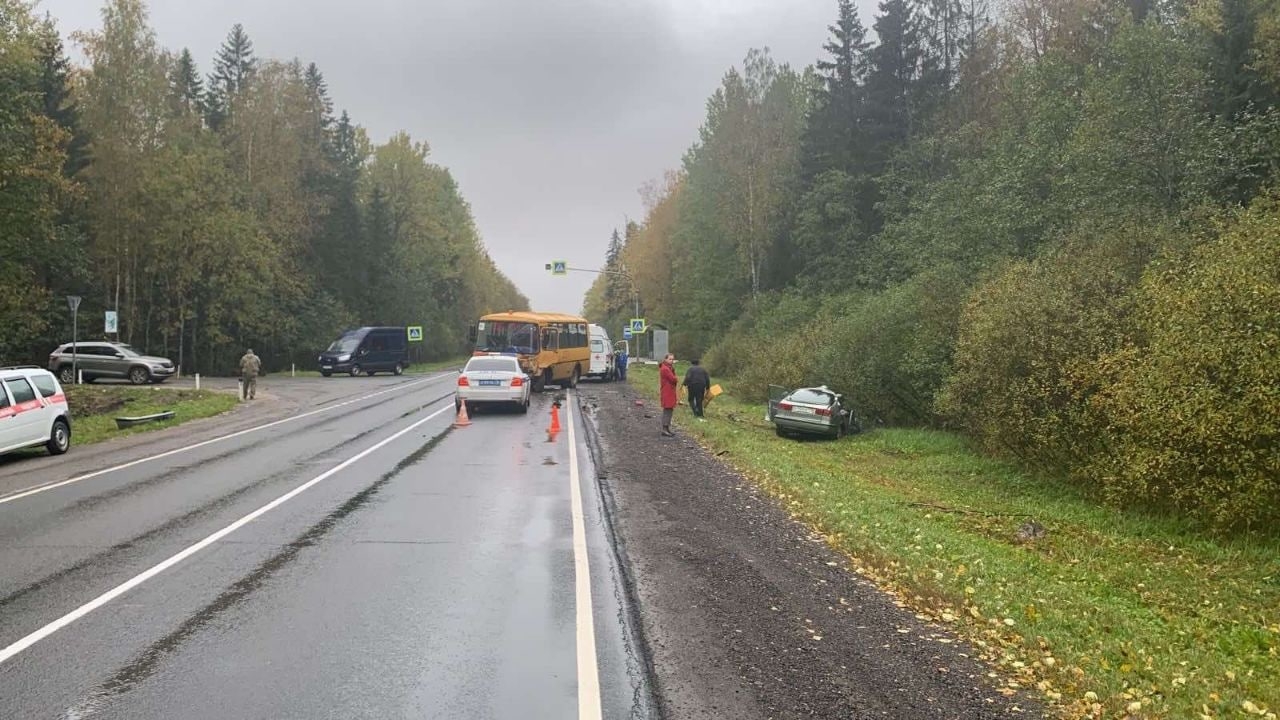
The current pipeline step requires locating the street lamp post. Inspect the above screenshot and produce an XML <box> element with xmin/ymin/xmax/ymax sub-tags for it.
<box><xmin>546</xmin><ymin>262</ymin><xmax>639</xmax><ymax>315</ymax></box>
<box><xmin>546</xmin><ymin>261</ymin><xmax>644</xmax><ymax>354</ymax></box>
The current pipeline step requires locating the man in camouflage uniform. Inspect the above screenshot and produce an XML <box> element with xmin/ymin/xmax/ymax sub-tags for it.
<box><xmin>239</xmin><ymin>348</ymin><xmax>261</xmax><ymax>400</ymax></box>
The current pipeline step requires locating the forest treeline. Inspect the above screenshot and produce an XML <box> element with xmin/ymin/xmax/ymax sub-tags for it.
<box><xmin>0</xmin><ymin>0</ymin><xmax>527</xmax><ymax>373</ymax></box>
<box><xmin>583</xmin><ymin>0</ymin><xmax>1279</xmax><ymax>530</ymax></box>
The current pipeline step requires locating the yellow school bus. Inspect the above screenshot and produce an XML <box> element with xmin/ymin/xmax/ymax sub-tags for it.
<box><xmin>472</xmin><ymin>311</ymin><xmax>591</xmax><ymax>392</ymax></box>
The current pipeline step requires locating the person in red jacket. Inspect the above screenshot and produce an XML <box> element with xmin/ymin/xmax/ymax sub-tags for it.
<box><xmin>659</xmin><ymin>352</ymin><xmax>678</xmax><ymax>437</ymax></box>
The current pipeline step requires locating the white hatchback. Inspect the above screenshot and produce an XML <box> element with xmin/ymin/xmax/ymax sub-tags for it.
<box><xmin>0</xmin><ymin>366</ymin><xmax>72</xmax><ymax>457</ymax></box>
<box><xmin>456</xmin><ymin>355</ymin><xmax>531</xmax><ymax>414</ymax></box>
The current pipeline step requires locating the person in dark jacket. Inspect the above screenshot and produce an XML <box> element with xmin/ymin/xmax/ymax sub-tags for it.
<box><xmin>239</xmin><ymin>348</ymin><xmax>261</xmax><ymax>401</ymax></box>
<box><xmin>682</xmin><ymin>359</ymin><xmax>711</xmax><ymax>418</ymax></box>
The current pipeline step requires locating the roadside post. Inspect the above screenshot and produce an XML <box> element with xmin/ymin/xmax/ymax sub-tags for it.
<box><xmin>66</xmin><ymin>296</ymin><xmax>81</xmax><ymax>385</ymax></box>
<box><xmin>629</xmin><ymin>318</ymin><xmax>646</xmax><ymax>359</ymax></box>
<box><xmin>407</xmin><ymin>326</ymin><xmax>424</xmax><ymax>367</ymax></box>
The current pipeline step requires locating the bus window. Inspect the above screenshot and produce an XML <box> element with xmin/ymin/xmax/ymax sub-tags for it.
<box><xmin>541</xmin><ymin>327</ymin><xmax>559</xmax><ymax>351</ymax></box>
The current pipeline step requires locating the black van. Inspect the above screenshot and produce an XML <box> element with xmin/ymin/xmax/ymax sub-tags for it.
<box><xmin>318</xmin><ymin>327</ymin><xmax>410</xmax><ymax>377</ymax></box>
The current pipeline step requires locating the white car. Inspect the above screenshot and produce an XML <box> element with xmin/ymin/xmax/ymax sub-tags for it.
<box><xmin>456</xmin><ymin>355</ymin><xmax>531</xmax><ymax>414</ymax></box>
<box><xmin>0</xmin><ymin>366</ymin><xmax>72</xmax><ymax>457</ymax></box>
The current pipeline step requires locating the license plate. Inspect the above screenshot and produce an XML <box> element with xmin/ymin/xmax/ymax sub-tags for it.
<box><xmin>478</xmin><ymin>379</ymin><xmax>501</xmax><ymax>387</ymax></box>
<box><xmin>793</xmin><ymin>406</ymin><xmax>815</xmax><ymax>415</ymax></box>
<box><xmin>321</xmin><ymin>366</ymin><xmax>332</xmax><ymax>370</ymax></box>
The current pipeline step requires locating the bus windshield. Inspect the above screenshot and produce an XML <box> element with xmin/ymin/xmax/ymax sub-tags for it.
<box><xmin>475</xmin><ymin>321</ymin><xmax>540</xmax><ymax>354</ymax></box>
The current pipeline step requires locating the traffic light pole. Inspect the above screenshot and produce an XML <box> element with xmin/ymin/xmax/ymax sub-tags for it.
<box><xmin>547</xmin><ymin>262</ymin><xmax>643</xmax><ymax>355</ymax></box>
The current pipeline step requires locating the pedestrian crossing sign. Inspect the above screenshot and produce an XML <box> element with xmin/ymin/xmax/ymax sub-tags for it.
<box><xmin>630</xmin><ymin>318</ymin><xmax>646</xmax><ymax>335</ymax></box>
<box><xmin>550</xmin><ymin>261</ymin><xmax>568</xmax><ymax>276</ymax></box>
<box><xmin>407</xmin><ymin>326</ymin><xmax>424</xmax><ymax>342</ymax></box>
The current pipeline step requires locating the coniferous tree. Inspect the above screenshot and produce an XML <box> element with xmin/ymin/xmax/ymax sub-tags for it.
<box><xmin>1212</xmin><ymin>0</ymin><xmax>1275</xmax><ymax>119</ymax></box>
<box><xmin>206</xmin><ymin>23</ymin><xmax>256</xmax><ymax>129</ymax></box>
<box><xmin>802</xmin><ymin>0</ymin><xmax>871</xmax><ymax>179</ymax></box>
<box><xmin>304</xmin><ymin>62</ymin><xmax>334</xmax><ymax>130</ymax></box>
<box><xmin>864</xmin><ymin>0</ymin><xmax>927</xmax><ymax>162</ymax></box>
<box><xmin>169</xmin><ymin>48</ymin><xmax>205</xmax><ymax>119</ymax></box>
<box><xmin>35</xmin><ymin>18</ymin><xmax>88</xmax><ymax>176</ymax></box>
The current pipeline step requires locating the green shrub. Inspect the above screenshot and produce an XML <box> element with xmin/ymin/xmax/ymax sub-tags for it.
<box><xmin>1083</xmin><ymin>200</ymin><xmax>1280</xmax><ymax>531</ymax></box>
<box><xmin>816</xmin><ymin>270</ymin><xmax>967</xmax><ymax>427</ymax></box>
<box><xmin>703</xmin><ymin>276</ymin><xmax>964</xmax><ymax>424</ymax></box>
<box><xmin>702</xmin><ymin>291</ymin><xmax>829</xmax><ymax>395</ymax></box>
<box><xmin>936</xmin><ymin>222</ymin><xmax>1162</xmax><ymax>469</ymax></box>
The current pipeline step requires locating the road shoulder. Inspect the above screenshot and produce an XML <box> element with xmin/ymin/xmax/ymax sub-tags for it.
<box><xmin>580</xmin><ymin>380</ymin><xmax>1038</xmax><ymax>719</ymax></box>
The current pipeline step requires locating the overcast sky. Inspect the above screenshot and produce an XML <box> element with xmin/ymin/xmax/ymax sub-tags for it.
<box><xmin>37</xmin><ymin>0</ymin><xmax>877</xmax><ymax>314</ymax></box>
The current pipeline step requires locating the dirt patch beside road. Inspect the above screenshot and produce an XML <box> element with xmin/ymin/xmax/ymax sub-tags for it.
<box><xmin>579</xmin><ymin>380</ymin><xmax>1038</xmax><ymax>720</ymax></box>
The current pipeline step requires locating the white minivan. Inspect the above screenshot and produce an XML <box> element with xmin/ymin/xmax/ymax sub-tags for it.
<box><xmin>586</xmin><ymin>324</ymin><xmax>615</xmax><ymax>382</ymax></box>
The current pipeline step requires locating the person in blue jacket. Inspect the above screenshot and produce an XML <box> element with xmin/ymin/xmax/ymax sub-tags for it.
<box><xmin>615</xmin><ymin>347</ymin><xmax>628</xmax><ymax>381</ymax></box>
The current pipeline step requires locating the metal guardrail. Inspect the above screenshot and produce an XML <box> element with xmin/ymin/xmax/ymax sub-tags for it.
<box><xmin>115</xmin><ymin>411</ymin><xmax>175</xmax><ymax>430</ymax></box>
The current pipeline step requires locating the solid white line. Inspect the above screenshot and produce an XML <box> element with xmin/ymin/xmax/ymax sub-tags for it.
<box><xmin>0</xmin><ymin>374</ymin><xmax>453</xmax><ymax>507</ymax></box>
<box><xmin>0</xmin><ymin>402</ymin><xmax>455</xmax><ymax>666</ymax></box>
<box><xmin>566</xmin><ymin>396</ymin><xmax>603</xmax><ymax>720</ymax></box>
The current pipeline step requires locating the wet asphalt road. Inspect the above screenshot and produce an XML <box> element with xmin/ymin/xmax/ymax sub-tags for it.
<box><xmin>0</xmin><ymin>373</ymin><xmax>649</xmax><ymax>719</ymax></box>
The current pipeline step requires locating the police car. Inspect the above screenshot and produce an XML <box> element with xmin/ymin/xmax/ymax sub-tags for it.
<box><xmin>456</xmin><ymin>354</ymin><xmax>531</xmax><ymax>414</ymax></box>
<box><xmin>0</xmin><ymin>366</ymin><xmax>72</xmax><ymax>457</ymax></box>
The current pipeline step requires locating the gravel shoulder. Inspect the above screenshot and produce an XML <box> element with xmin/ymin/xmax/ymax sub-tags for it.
<box><xmin>579</xmin><ymin>380</ymin><xmax>1040</xmax><ymax>720</ymax></box>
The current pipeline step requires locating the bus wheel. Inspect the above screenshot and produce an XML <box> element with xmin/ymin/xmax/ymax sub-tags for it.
<box><xmin>568</xmin><ymin>366</ymin><xmax>580</xmax><ymax>389</ymax></box>
<box><xmin>532</xmin><ymin>375</ymin><xmax>545</xmax><ymax>393</ymax></box>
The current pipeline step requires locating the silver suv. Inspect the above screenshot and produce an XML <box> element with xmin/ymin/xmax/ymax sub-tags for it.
<box><xmin>48</xmin><ymin>342</ymin><xmax>176</xmax><ymax>385</ymax></box>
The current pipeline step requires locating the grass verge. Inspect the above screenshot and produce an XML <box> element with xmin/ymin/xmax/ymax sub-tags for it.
<box><xmin>626</xmin><ymin>363</ymin><xmax>1279</xmax><ymax>720</ymax></box>
<box><xmin>65</xmin><ymin>385</ymin><xmax>239</xmax><ymax>446</ymax></box>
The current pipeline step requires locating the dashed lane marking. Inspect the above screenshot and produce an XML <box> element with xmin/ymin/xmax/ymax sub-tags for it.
<box><xmin>0</xmin><ymin>402</ymin><xmax>455</xmax><ymax>665</ymax></box>
<box><xmin>0</xmin><ymin>374</ymin><xmax>453</xmax><ymax>507</ymax></box>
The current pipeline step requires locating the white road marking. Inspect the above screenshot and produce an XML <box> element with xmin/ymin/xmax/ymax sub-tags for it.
<box><xmin>0</xmin><ymin>374</ymin><xmax>453</xmax><ymax>507</ymax></box>
<box><xmin>566</xmin><ymin>396</ymin><xmax>604</xmax><ymax>720</ymax></box>
<box><xmin>0</xmin><ymin>402</ymin><xmax>455</xmax><ymax>666</ymax></box>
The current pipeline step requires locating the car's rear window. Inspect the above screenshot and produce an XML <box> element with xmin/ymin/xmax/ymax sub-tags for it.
<box><xmin>466</xmin><ymin>358</ymin><xmax>519</xmax><ymax>372</ymax></box>
<box><xmin>789</xmin><ymin>389</ymin><xmax>833</xmax><ymax>405</ymax></box>
<box><xmin>590</xmin><ymin>340</ymin><xmax>604</xmax><ymax>352</ymax></box>
<box><xmin>5</xmin><ymin>378</ymin><xmax>37</xmax><ymax>404</ymax></box>
<box><xmin>30</xmin><ymin>375</ymin><xmax>58</xmax><ymax>398</ymax></box>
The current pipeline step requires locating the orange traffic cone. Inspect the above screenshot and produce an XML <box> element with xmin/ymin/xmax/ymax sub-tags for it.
<box><xmin>454</xmin><ymin>400</ymin><xmax>472</xmax><ymax>428</ymax></box>
<box><xmin>549</xmin><ymin>403</ymin><xmax>561</xmax><ymax>433</ymax></box>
